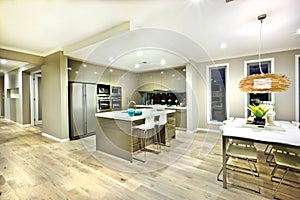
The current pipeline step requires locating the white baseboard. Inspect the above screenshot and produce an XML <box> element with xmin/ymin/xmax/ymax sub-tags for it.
<box><xmin>17</xmin><ymin>123</ymin><xmax>30</xmax><ymax>127</ymax></box>
<box><xmin>186</xmin><ymin>130</ymin><xmax>194</xmax><ymax>134</ymax></box>
<box><xmin>185</xmin><ymin>128</ymin><xmax>199</xmax><ymax>134</ymax></box>
<box><xmin>196</xmin><ymin>128</ymin><xmax>221</xmax><ymax>134</ymax></box>
<box><xmin>4</xmin><ymin>118</ymin><xmax>30</xmax><ymax>127</ymax></box>
<box><xmin>42</xmin><ymin>132</ymin><xmax>70</xmax><ymax>143</ymax></box>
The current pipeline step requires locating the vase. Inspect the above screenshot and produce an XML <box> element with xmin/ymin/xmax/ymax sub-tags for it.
<box><xmin>254</xmin><ymin>117</ymin><xmax>265</xmax><ymax>125</ymax></box>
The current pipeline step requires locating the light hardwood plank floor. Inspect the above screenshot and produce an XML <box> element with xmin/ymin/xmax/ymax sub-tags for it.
<box><xmin>0</xmin><ymin>118</ymin><xmax>299</xmax><ymax>199</ymax></box>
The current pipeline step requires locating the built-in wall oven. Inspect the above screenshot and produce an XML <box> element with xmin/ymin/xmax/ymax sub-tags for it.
<box><xmin>96</xmin><ymin>84</ymin><xmax>111</xmax><ymax>112</ymax></box>
<box><xmin>96</xmin><ymin>84</ymin><xmax>122</xmax><ymax>112</ymax></box>
<box><xmin>111</xmin><ymin>86</ymin><xmax>121</xmax><ymax>96</ymax></box>
<box><xmin>111</xmin><ymin>96</ymin><xmax>121</xmax><ymax>110</ymax></box>
<box><xmin>111</xmin><ymin>86</ymin><xmax>122</xmax><ymax>110</ymax></box>
<box><xmin>97</xmin><ymin>95</ymin><xmax>110</xmax><ymax>112</ymax></box>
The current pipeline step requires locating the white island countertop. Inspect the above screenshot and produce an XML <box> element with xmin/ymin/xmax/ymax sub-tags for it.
<box><xmin>95</xmin><ymin>109</ymin><xmax>176</xmax><ymax>122</ymax></box>
<box><xmin>136</xmin><ymin>105</ymin><xmax>187</xmax><ymax>110</ymax></box>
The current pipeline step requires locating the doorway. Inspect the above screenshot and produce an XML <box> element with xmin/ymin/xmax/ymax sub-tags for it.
<box><xmin>31</xmin><ymin>72</ymin><xmax>42</xmax><ymax>126</ymax></box>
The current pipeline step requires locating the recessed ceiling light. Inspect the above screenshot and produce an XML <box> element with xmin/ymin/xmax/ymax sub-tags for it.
<box><xmin>0</xmin><ymin>59</ymin><xmax>7</xmax><ymax>64</ymax></box>
<box><xmin>220</xmin><ymin>43</ymin><xmax>227</xmax><ymax>49</ymax></box>
<box><xmin>109</xmin><ymin>69</ymin><xmax>113</xmax><ymax>72</ymax></box>
<box><xmin>160</xmin><ymin>59</ymin><xmax>166</xmax><ymax>65</ymax></box>
<box><xmin>67</xmin><ymin>67</ymin><xmax>72</xmax><ymax>70</ymax></box>
<box><xmin>75</xmin><ymin>71</ymin><xmax>79</xmax><ymax>74</ymax></box>
<box><xmin>134</xmin><ymin>63</ymin><xmax>140</xmax><ymax>69</ymax></box>
<box><xmin>136</xmin><ymin>50</ymin><xmax>143</xmax><ymax>57</ymax></box>
<box><xmin>82</xmin><ymin>64</ymin><xmax>87</xmax><ymax>68</ymax></box>
<box><xmin>161</xmin><ymin>71</ymin><xmax>164</xmax><ymax>74</ymax></box>
<box><xmin>94</xmin><ymin>71</ymin><xmax>98</xmax><ymax>75</ymax></box>
<box><xmin>183</xmin><ymin>69</ymin><xmax>186</xmax><ymax>72</ymax></box>
<box><xmin>172</xmin><ymin>74</ymin><xmax>175</xmax><ymax>77</ymax></box>
<box><xmin>297</xmin><ymin>28</ymin><xmax>300</xmax><ymax>35</ymax></box>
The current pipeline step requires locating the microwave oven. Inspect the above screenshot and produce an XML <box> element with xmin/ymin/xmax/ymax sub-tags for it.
<box><xmin>111</xmin><ymin>86</ymin><xmax>121</xmax><ymax>96</ymax></box>
<box><xmin>97</xmin><ymin>84</ymin><xmax>110</xmax><ymax>94</ymax></box>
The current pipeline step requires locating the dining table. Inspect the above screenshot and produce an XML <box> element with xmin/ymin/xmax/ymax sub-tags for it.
<box><xmin>221</xmin><ymin>117</ymin><xmax>300</xmax><ymax>189</ymax></box>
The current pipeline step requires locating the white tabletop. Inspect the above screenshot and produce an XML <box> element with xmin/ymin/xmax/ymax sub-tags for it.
<box><xmin>222</xmin><ymin>118</ymin><xmax>300</xmax><ymax>147</ymax></box>
<box><xmin>95</xmin><ymin>109</ymin><xmax>175</xmax><ymax>122</ymax></box>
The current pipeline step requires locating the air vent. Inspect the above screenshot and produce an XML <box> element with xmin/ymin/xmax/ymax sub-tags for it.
<box><xmin>225</xmin><ymin>0</ymin><xmax>234</xmax><ymax>3</ymax></box>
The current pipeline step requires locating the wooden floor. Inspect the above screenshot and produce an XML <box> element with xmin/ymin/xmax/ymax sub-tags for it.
<box><xmin>0</xmin><ymin>118</ymin><xmax>299</xmax><ymax>200</ymax></box>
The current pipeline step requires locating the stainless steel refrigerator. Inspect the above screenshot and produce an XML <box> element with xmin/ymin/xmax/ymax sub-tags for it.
<box><xmin>69</xmin><ymin>82</ymin><xmax>96</xmax><ymax>140</ymax></box>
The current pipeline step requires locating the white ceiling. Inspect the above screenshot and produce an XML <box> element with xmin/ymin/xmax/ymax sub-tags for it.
<box><xmin>0</xmin><ymin>0</ymin><xmax>299</xmax><ymax>72</ymax></box>
<box><xmin>0</xmin><ymin>59</ymin><xmax>28</xmax><ymax>76</ymax></box>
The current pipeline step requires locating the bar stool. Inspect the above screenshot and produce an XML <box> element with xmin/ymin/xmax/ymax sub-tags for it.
<box><xmin>132</xmin><ymin>115</ymin><xmax>160</xmax><ymax>162</ymax></box>
<box><xmin>271</xmin><ymin>151</ymin><xmax>300</xmax><ymax>199</ymax></box>
<box><xmin>155</xmin><ymin>113</ymin><xmax>168</xmax><ymax>148</ymax></box>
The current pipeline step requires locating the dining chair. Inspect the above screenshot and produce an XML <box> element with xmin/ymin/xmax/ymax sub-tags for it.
<box><xmin>132</xmin><ymin>115</ymin><xmax>160</xmax><ymax>162</ymax></box>
<box><xmin>266</xmin><ymin>121</ymin><xmax>300</xmax><ymax>164</ymax></box>
<box><xmin>271</xmin><ymin>151</ymin><xmax>300</xmax><ymax>199</ymax></box>
<box><xmin>217</xmin><ymin>121</ymin><xmax>260</xmax><ymax>193</ymax></box>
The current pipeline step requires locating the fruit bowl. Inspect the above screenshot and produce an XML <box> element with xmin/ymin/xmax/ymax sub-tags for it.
<box><xmin>127</xmin><ymin>109</ymin><xmax>135</xmax><ymax>116</ymax></box>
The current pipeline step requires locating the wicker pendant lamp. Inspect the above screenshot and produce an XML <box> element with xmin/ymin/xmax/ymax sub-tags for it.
<box><xmin>239</xmin><ymin>14</ymin><xmax>291</xmax><ymax>93</ymax></box>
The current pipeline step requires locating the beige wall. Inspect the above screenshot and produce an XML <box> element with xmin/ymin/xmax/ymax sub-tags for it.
<box><xmin>132</xmin><ymin>67</ymin><xmax>186</xmax><ymax>105</ymax></box>
<box><xmin>4</xmin><ymin>68</ymin><xmax>30</xmax><ymax>124</ymax></box>
<box><xmin>136</xmin><ymin>67</ymin><xmax>186</xmax><ymax>92</ymax></box>
<box><xmin>68</xmin><ymin>59</ymin><xmax>138</xmax><ymax>110</ymax></box>
<box><xmin>68</xmin><ymin>59</ymin><xmax>106</xmax><ymax>84</ymax></box>
<box><xmin>0</xmin><ymin>76</ymin><xmax>4</xmax><ymax>116</ymax></box>
<box><xmin>192</xmin><ymin>49</ymin><xmax>300</xmax><ymax>129</ymax></box>
<box><xmin>22</xmin><ymin>72</ymin><xmax>30</xmax><ymax>124</ymax></box>
<box><xmin>42</xmin><ymin>51</ymin><xmax>68</xmax><ymax>140</ymax></box>
<box><xmin>0</xmin><ymin>48</ymin><xmax>43</xmax><ymax>65</ymax></box>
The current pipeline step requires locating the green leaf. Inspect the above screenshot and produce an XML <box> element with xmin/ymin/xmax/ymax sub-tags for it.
<box><xmin>248</xmin><ymin>104</ymin><xmax>271</xmax><ymax>118</ymax></box>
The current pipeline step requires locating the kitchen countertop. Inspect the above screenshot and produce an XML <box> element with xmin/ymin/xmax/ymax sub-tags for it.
<box><xmin>135</xmin><ymin>105</ymin><xmax>187</xmax><ymax>110</ymax></box>
<box><xmin>95</xmin><ymin>109</ymin><xmax>176</xmax><ymax>121</ymax></box>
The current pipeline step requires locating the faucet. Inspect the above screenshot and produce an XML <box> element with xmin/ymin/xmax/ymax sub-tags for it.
<box><xmin>128</xmin><ymin>101</ymin><xmax>136</xmax><ymax>109</ymax></box>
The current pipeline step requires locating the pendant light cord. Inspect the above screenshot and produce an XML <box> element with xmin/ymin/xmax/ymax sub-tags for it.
<box><xmin>258</xmin><ymin>17</ymin><xmax>264</xmax><ymax>74</ymax></box>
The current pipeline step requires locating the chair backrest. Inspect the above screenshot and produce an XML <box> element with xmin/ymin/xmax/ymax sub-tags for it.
<box><xmin>153</xmin><ymin>104</ymin><xmax>165</xmax><ymax>111</ymax></box>
<box><xmin>144</xmin><ymin>116</ymin><xmax>155</xmax><ymax>129</ymax></box>
<box><xmin>158</xmin><ymin>114</ymin><xmax>167</xmax><ymax>125</ymax></box>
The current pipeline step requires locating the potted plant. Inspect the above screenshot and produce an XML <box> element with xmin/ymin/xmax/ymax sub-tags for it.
<box><xmin>248</xmin><ymin>104</ymin><xmax>271</xmax><ymax>125</ymax></box>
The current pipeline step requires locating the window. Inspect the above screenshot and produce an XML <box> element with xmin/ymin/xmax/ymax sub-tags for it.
<box><xmin>207</xmin><ymin>64</ymin><xmax>229</xmax><ymax>123</ymax></box>
<box><xmin>244</xmin><ymin>58</ymin><xmax>275</xmax><ymax>117</ymax></box>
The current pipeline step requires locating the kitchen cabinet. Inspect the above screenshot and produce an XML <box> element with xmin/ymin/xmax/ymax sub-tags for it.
<box><xmin>174</xmin><ymin>109</ymin><xmax>186</xmax><ymax>128</ymax></box>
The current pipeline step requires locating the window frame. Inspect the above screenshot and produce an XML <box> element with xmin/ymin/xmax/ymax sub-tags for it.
<box><xmin>206</xmin><ymin>63</ymin><xmax>229</xmax><ymax>124</ymax></box>
<box><xmin>295</xmin><ymin>54</ymin><xmax>300</xmax><ymax>121</ymax></box>
<box><xmin>244</xmin><ymin>58</ymin><xmax>275</xmax><ymax>118</ymax></box>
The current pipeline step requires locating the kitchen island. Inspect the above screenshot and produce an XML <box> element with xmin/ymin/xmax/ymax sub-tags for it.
<box><xmin>95</xmin><ymin>109</ymin><xmax>176</xmax><ymax>162</ymax></box>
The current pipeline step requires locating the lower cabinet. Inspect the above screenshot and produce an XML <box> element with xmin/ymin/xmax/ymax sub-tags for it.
<box><xmin>169</xmin><ymin>109</ymin><xmax>186</xmax><ymax>129</ymax></box>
